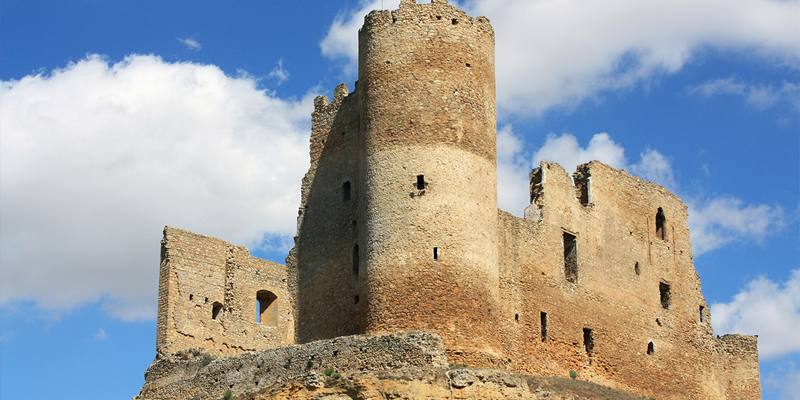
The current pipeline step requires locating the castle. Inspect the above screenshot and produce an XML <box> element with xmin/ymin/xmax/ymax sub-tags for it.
<box><xmin>151</xmin><ymin>1</ymin><xmax>761</xmax><ymax>398</ymax></box>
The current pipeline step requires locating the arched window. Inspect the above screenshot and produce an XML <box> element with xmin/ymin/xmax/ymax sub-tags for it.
<box><xmin>647</xmin><ymin>341</ymin><xmax>655</xmax><ymax>355</ymax></box>
<box><xmin>256</xmin><ymin>290</ymin><xmax>278</xmax><ymax>326</ymax></box>
<box><xmin>655</xmin><ymin>207</ymin><xmax>667</xmax><ymax>240</ymax></box>
<box><xmin>211</xmin><ymin>302</ymin><xmax>223</xmax><ymax>320</ymax></box>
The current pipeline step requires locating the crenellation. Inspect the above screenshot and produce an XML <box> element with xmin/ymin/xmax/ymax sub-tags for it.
<box><xmin>145</xmin><ymin>2</ymin><xmax>760</xmax><ymax>399</ymax></box>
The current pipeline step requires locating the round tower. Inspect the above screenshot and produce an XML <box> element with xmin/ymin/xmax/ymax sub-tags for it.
<box><xmin>357</xmin><ymin>0</ymin><xmax>502</xmax><ymax>363</ymax></box>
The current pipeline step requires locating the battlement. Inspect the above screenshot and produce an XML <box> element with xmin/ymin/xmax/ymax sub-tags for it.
<box><xmin>360</xmin><ymin>0</ymin><xmax>493</xmax><ymax>37</ymax></box>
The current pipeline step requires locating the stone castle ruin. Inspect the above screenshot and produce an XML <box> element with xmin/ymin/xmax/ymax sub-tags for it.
<box><xmin>146</xmin><ymin>1</ymin><xmax>761</xmax><ymax>399</ymax></box>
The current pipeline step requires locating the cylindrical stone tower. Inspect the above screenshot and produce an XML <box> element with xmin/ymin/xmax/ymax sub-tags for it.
<box><xmin>357</xmin><ymin>0</ymin><xmax>502</xmax><ymax>364</ymax></box>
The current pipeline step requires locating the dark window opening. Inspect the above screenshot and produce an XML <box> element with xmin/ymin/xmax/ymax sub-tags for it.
<box><xmin>514</xmin><ymin>313</ymin><xmax>519</xmax><ymax>322</ymax></box>
<box><xmin>451</xmin><ymin>18</ymin><xmax>459</xmax><ymax>25</ymax></box>
<box><xmin>433</xmin><ymin>247</ymin><xmax>439</xmax><ymax>261</ymax></box>
<box><xmin>647</xmin><ymin>341</ymin><xmax>655</xmax><ymax>355</ymax></box>
<box><xmin>466</xmin><ymin>63</ymin><xmax>472</xmax><ymax>68</ymax></box>
<box><xmin>659</xmin><ymin>282</ymin><xmax>671</xmax><ymax>309</ymax></box>
<box><xmin>342</xmin><ymin>181</ymin><xmax>352</xmax><ymax>201</ymax></box>
<box><xmin>540</xmin><ymin>312</ymin><xmax>548</xmax><ymax>342</ymax></box>
<box><xmin>436</xmin><ymin>15</ymin><xmax>442</xmax><ymax>20</ymax></box>
<box><xmin>204</xmin><ymin>297</ymin><xmax>209</xmax><ymax>304</ymax></box>
<box><xmin>635</xmin><ymin>262</ymin><xmax>641</xmax><ymax>276</ymax></box>
<box><xmin>656</xmin><ymin>207</ymin><xmax>667</xmax><ymax>240</ymax></box>
<box><xmin>699</xmin><ymin>305</ymin><xmax>705</xmax><ymax>323</ymax></box>
<box><xmin>189</xmin><ymin>294</ymin><xmax>194</xmax><ymax>301</ymax></box>
<box><xmin>352</xmin><ymin>244</ymin><xmax>360</xmax><ymax>275</ymax></box>
<box><xmin>354</xmin><ymin>295</ymin><xmax>360</xmax><ymax>304</ymax></box>
<box><xmin>563</xmin><ymin>232</ymin><xmax>578</xmax><ymax>283</ymax></box>
<box><xmin>256</xmin><ymin>290</ymin><xmax>278</xmax><ymax>325</ymax></box>
<box><xmin>211</xmin><ymin>302</ymin><xmax>223</xmax><ymax>320</ymax></box>
<box><xmin>416</xmin><ymin>174</ymin><xmax>426</xmax><ymax>190</ymax></box>
<box><xmin>583</xmin><ymin>328</ymin><xmax>594</xmax><ymax>356</ymax></box>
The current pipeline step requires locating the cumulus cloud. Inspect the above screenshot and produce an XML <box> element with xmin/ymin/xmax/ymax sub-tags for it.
<box><xmin>712</xmin><ymin>269</ymin><xmax>800</xmax><ymax>359</ymax></box>
<box><xmin>322</xmin><ymin>0</ymin><xmax>800</xmax><ymax>115</ymax></box>
<box><xmin>496</xmin><ymin>126</ymin><xmax>531</xmax><ymax>215</ymax></box>
<box><xmin>178</xmin><ymin>37</ymin><xmax>202</xmax><ymax>51</ymax></box>
<box><xmin>688</xmin><ymin>196</ymin><xmax>785</xmax><ymax>255</ymax></box>
<box><xmin>532</xmin><ymin>132</ymin><xmax>627</xmax><ymax>173</ymax></box>
<box><xmin>0</xmin><ymin>55</ymin><xmax>313</xmax><ymax>321</ymax></box>
<box><xmin>689</xmin><ymin>77</ymin><xmax>800</xmax><ymax>111</ymax></box>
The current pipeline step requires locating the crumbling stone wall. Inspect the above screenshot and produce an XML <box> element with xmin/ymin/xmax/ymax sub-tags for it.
<box><xmin>495</xmin><ymin>161</ymin><xmax>760</xmax><ymax>399</ymax></box>
<box><xmin>156</xmin><ymin>227</ymin><xmax>293</xmax><ymax>356</ymax></box>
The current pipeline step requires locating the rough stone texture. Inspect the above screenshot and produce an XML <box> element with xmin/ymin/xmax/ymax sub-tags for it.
<box><xmin>156</xmin><ymin>227</ymin><xmax>294</xmax><ymax>356</ymax></box>
<box><xmin>148</xmin><ymin>1</ymin><xmax>761</xmax><ymax>398</ymax></box>
<box><xmin>136</xmin><ymin>332</ymin><xmax>649</xmax><ymax>400</ymax></box>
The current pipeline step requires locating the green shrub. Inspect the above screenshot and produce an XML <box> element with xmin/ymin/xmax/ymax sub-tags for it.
<box><xmin>324</xmin><ymin>367</ymin><xmax>334</xmax><ymax>377</ymax></box>
<box><xmin>569</xmin><ymin>370</ymin><xmax>577</xmax><ymax>380</ymax></box>
<box><xmin>222</xmin><ymin>389</ymin><xmax>233</xmax><ymax>400</ymax></box>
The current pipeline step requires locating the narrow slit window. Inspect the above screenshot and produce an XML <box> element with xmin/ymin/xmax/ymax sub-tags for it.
<box><xmin>353</xmin><ymin>295</ymin><xmax>360</xmax><ymax>304</ymax></box>
<box><xmin>583</xmin><ymin>328</ymin><xmax>594</xmax><ymax>356</ymax></box>
<box><xmin>256</xmin><ymin>290</ymin><xmax>278</xmax><ymax>325</ymax></box>
<box><xmin>342</xmin><ymin>181</ymin><xmax>352</xmax><ymax>201</ymax></box>
<box><xmin>416</xmin><ymin>174</ymin><xmax>426</xmax><ymax>190</ymax></box>
<box><xmin>352</xmin><ymin>244</ymin><xmax>360</xmax><ymax>275</ymax></box>
<box><xmin>514</xmin><ymin>313</ymin><xmax>520</xmax><ymax>322</ymax></box>
<box><xmin>647</xmin><ymin>341</ymin><xmax>655</xmax><ymax>355</ymax></box>
<box><xmin>656</xmin><ymin>207</ymin><xmax>667</xmax><ymax>240</ymax></box>
<box><xmin>563</xmin><ymin>232</ymin><xmax>578</xmax><ymax>283</ymax></box>
<box><xmin>634</xmin><ymin>262</ymin><xmax>641</xmax><ymax>276</ymax></box>
<box><xmin>433</xmin><ymin>247</ymin><xmax>439</xmax><ymax>261</ymax></box>
<box><xmin>540</xmin><ymin>312</ymin><xmax>548</xmax><ymax>342</ymax></box>
<box><xmin>211</xmin><ymin>302</ymin><xmax>223</xmax><ymax>320</ymax></box>
<box><xmin>699</xmin><ymin>305</ymin><xmax>705</xmax><ymax>323</ymax></box>
<box><xmin>659</xmin><ymin>282</ymin><xmax>671</xmax><ymax>309</ymax></box>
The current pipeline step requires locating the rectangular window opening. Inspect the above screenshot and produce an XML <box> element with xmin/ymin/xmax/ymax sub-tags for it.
<box><xmin>433</xmin><ymin>247</ymin><xmax>439</xmax><ymax>261</ymax></box>
<box><xmin>583</xmin><ymin>327</ymin><xmax>594</xmax><ymax>356</ymax></box>
<box><xmin>342</xmin><ymin>181</ymin><xmax>352</xmax><ymax>201</ymax></box>
<box><xmin>416</xmin><ymin>174</ymin><xmax>426</xmax><ymax>190</ymax></box>
<box><xmin>659</xmin><ymin>282</ymin><xmax>671</xmax><ymax>309</ymax></box>
<box><xmin>563</xmin><ymin>232</ymin><xmax>578</xmax><ymax>283</ymax></box>
<box><xmin>540</xmin><ymin>312</ymin><xmax>548</xmax><ymax>342</ymax></box>
<box><xmin>699</xmin><ymin>305</ymin><xmax>705</xmax><ymax>323</ymax></box>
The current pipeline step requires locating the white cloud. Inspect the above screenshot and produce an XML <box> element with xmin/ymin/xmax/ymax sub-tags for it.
<box><xmin>712</xmin><ymin>269</ymin><xmax>800</xmax><ymax>359</ymax></box>
<box><xmin>630</xmin><ymin>148</ymin><xmax>676</xmax><ymax>189</ymax></box>
<box><xmin>689</xmin><ymin>77</ymin><xmax>800</xmax><ymax>111</ymax></box>
<box><xmin>688</xmin><ymin>196</ymin><xmax>785</xmax><ymax>255</ymax></box>
<box><xmin>496</xmin><ymin>125</ymin><xmax>531</xmax><ymax>215</ymax></box>
<box><xmin>267</xmin><ymin>59</ymin><xmax>290</xmax><ymax>85</ymax></box>
<box><xmin>321</xmin><ymin>0</ymin><xmax>800</xmax><ymax>115</ymax></box>
<box><xmin>764</xmin><ymin>361</ymin><xmax>800</xmax><ymax>400</ymax></box>
<box><xmin>532</xmin><ymin>132</ymin><xmax>627</xmax><ymax>174</ymax></box>
<box><xmin>0</xmin><ymin>55</ymin><xmax>313</xmax><ymax>321</ymax></box>
<box><xmin>94</xmin><ymin>328</ymin><xmax>108</xmax><ymax>341</ymax></box>
<box><xmin>178</xmin><ymin>37</ymin><xmax>202</xmax><ymax>51</ymax></box>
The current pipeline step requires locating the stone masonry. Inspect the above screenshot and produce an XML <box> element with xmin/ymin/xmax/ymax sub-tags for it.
<box><xmin>149</xmin><ymin>1</ymin><xmax>761</xmax><ymax>399</ymax></box>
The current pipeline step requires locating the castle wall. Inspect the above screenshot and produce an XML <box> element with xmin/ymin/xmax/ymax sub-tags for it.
<box><xmin>715</xmin><ymin>334</ymin><xmax>762</xmax><ymax>399</ymax></box>
<box><xmin>355</xmin><ymin>0</ymin><xmax>503</xmax><ymax>364</ymax></box>
<box><xmin>290</xmin><ymin>84</ymin><xmax>363</xmax><ymax>343</ymax></box>
<box><xmin>156</xmin><ymin>227</ymin><xmax>292</xmax><ymax>356</ymax></box>
<box><xmin>495</xmin><ymin>161</ymin><xmax>758</xmax><ymax>399</ymax></box>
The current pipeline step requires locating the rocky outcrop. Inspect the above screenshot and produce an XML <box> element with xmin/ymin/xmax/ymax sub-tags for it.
<box><xmin>136</xmin><ymin>332</ymin><xmax>648</xmax><ymax>400</ymax></box>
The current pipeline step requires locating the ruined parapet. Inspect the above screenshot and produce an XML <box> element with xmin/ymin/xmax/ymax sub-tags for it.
<box><xmin>357</xmin><ymin>0</ymin><xmax>503</xmax><ymax>366</ymax></box>
<box><xmin>715</xmin><ymin>334</ymin><xmax>761</xmax><ymax>400</ymax></box>
<box><xmin>156</xmin><ymin>227</ymin><xmax>293</xmax><ymax>356</ymax></box>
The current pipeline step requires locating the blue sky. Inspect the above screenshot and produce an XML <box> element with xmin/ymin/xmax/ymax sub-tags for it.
<box><xmin>0</xmin><ymin>0</ymin><xmax>798</xmax><ymax>399</ymax></box>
